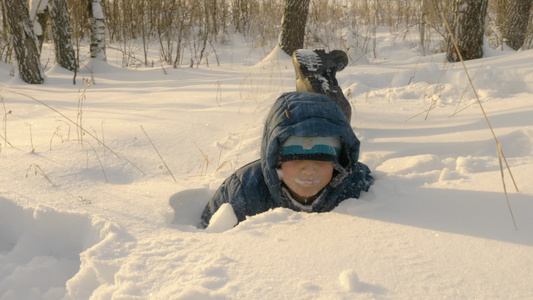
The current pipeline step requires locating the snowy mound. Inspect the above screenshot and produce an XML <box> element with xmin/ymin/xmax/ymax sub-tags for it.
<box><xmin>255</xmin><ymin>45</ymin><xmax>293</xmax><ymax>70</ymax></box>
<box><xmin>0</xmin><ymin>198</ymin><xmax>133</xmax><ymax>299</ymax></box>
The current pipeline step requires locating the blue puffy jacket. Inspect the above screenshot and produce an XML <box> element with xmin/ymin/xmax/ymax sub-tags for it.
<box><xmin>200</xmin><ymin>91</ymin><xmax>373</xmax><ymax>228</ymax></box>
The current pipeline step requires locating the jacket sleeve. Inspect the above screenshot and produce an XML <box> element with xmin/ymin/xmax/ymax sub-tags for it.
<box><xmin>356</xmin><ymin>162</ymin><xmax>374</xmax><ymax>190</ymax></box>
<box><xmin>200</xmin><ymin>174</ymin><xmax>249</xmax><ymax>229</ymax></box>
<box><xmin>337</xmin><ymin>161</ymin><xmax>374</xmax><ymax>201</ymax></box>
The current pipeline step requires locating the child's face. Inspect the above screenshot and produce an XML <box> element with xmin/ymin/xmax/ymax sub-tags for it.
<box><xmin>280</xmin><ymin>160</ymin><xmax>334</xmax><ymax>202</ymax></box>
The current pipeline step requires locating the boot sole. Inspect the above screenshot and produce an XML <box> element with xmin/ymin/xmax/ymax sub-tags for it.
<box><xmin>293</xmin><ymin>50</ymin><xmax>330</xmax><ymax>94</ymax></box>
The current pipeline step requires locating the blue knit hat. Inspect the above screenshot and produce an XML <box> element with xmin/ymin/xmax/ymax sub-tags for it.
<box><xmin>279</xmin><ymin>136</ymin><xmax>341</xmax><ymax>163</ymax></box>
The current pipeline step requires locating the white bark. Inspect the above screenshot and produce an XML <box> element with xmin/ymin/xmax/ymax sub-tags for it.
<box><xmin>4</xmin><ymin>0</ymin><xmax>44</xmax><ymax>84</ymax></box>
<box><xmin>49</xmin><ymin>0</ymin><xmax>77</xmax><ymax>71</ymax></box>
<box><xmin>89</xmin><ymin>0</ymin><xmax>106</xmax><ymax>60</ymax></box>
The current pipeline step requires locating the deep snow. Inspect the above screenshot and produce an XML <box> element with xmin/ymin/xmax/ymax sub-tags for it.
<box><xmin>1</xmin><ymin>30</ymin><xmax>532</xmax><ymax>299</ymax></box>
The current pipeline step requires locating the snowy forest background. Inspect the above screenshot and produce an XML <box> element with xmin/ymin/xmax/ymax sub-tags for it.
<box><xmin>1</xmin><ymin>0</ymin><xmax>533</xmax><ymax>299</ymax></box>
<box><xmin>2</xmin><ymin>0</ymin><xmax>533</xmax><ymax>83</ymax></box>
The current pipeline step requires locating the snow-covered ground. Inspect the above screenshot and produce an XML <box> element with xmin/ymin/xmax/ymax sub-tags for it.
<box><xmin>1</xmin><ymin>31</ymin><xmax>532</xmax><ymax>299</ymax></box>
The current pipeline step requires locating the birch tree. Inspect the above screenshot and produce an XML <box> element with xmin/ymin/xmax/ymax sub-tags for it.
<box><xmin>279</xmin><ymin>0</ymin><xmax>311</xmax><ymax>56</ymax></box>
<box><xmin>419</xmin><ymin>0</ymin><xmax>427</xmax><ymax>55</ymax></box>
<box><xmin>446</xmin><ymin>0</ymin><xmax>489</xmax><ymax>62</ymax></box>
<box><xmin>4</xmin><ymin>0</ymin><xmax>44</xmax><ymax>84</ymax></box>
<box><xmin>49</xmin><ymin>0</ymin><xmax>77</xmax><ymax>71</ymax></box>
<box><xmin>89</xmin><ymin>0</ymin><xmax>106</xmax><ymax>60</ymax></box>
<box><xmin>504</xmin><ymin>0</ymin><xmax>533</xmax><ymax>50</ymax></box>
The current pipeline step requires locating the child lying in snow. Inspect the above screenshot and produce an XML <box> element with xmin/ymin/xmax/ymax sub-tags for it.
<box><xmin>200</xmin><ymin>49</ymin><xmax>374</xmax><ymax>228</ymax></box>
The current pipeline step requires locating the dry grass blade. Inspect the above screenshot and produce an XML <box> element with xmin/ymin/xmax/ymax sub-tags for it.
<box><xmin>216</xmin><ymin>136</ymin><xmax>230</xmax><ymax>170</ymax></box>
<box><xmin>216</xmin><ymin>80</ymin><xmax>222</xmax><ymax>107</ymax></box>
<box><xmin>0</xmin><ymin>88</ymin><xmax>146</xmax><ymax>175</ymax></box>
<box><xmin>193</xmin><ymin>142</ymin><xmax>210</xmax><ymax>176</ymax></box>
<box><xmin>406</xmin><ymin>65</ymin><xmax>447</xmax><ymax>122</ymax></box>
<box><xmin>442</xmin><ymin>12</ymin><xmax>519</xmax><ymax>230</ymax></box>
<box><xmin>80</xmin><ymin>140</ymin><xmax>108</xmax><ymax>183</ymax></box>
<box><xmin>140</xmin><ymin>125</ymin><xmax>176</xmax><ymax>182</ymax></box>
<box><xmin>424</xmin><ymin>64</ymin><xmax>448</xmax><ymax>120</ymax></box>
<box><xmin>214</xmin><ymin>161</ymin><xmax>233</xmax><ymax>174</ymax></box>
<box><xmin>451</xmin><ymin>63</ymin><xmax>484</xmax><ymax>117</ymax></box>
<box><xmin>26</xmin><ymin>163</ymin><xmax>54</xmax><ymax>186</ymax></box>
<box><xmin>25</xmin><ymin>123</ymin><xmax>36</xmax><ymax>153</ymax></box>
<box><xmin>1</xmin><ymin>96</ymin><xmax>12</xmax><ymax>148</ymax></box>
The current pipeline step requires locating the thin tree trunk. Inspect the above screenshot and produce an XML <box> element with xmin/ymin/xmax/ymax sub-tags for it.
<box><xmin>4</xmin><ymin>0</ymin><xmax>44</xmax><ymax>84</ymax></box>
<box><xmin>89</xmin><ymin>0</ymin><xmax>106</xmax><ymax>60</ymax></box>
<box><xmin>419</xmin><ymin>0</ymin><xmax>427</xmax><ymax>55</ymax></box>
<box><xmin>279</xmin><ymin>0</ymin><xmax>311</xmax><ymax>56</ymax></box>
<box><xmin>49</xmin><ymin>0</ymin><xmax>77</xmax><ymax>71</ymax></box>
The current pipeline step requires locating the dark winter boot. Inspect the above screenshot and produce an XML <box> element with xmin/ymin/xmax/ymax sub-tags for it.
<box><xmin>292</xmin><ymin>49</ymin><xmax>352</xmax><ymax>121</ymax></box>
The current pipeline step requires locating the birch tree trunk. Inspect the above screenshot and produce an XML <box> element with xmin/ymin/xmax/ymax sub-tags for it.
<box><xmin>89</xmin><ymin>0</ymin><xmax>106</xmax><ymax>60</ymax></box>
<box><xmin>279</xmin><ymin>0</ymin><xmax>311</xmax><ymax>56</ymax></box>
<box><xmin>4</xmin><ymin>0</ymin><xmax>44</xmax><ymax>84</ymax></box>
<box><xmin>49</xmin><ymin>0</ymin><xmax>77</xmax><ymax>71</ymax></box>
<box><xmin>505</xmin><ymin>0</ymin><xmax>533</xmax><ymax>50</ymax></box>
<box><xmin>419</xmin><ymin>0</ymin><xmax>427</xmax><ymax>55</ymax></box>
<box><xmin>446</xmin><ymin>0</ymin><xmax>489</xmax><ymax>62</ymax></box>
<box><xmin>1</xmin><ymin>2</ymin><xmax>13</xmax><ymax>62</ymax></box>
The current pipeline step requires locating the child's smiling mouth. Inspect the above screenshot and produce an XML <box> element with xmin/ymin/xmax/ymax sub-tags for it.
<box><xmin>294</xmin><ymin>178</ymin><xmax>322</xmax><ymax>186</ymax></box>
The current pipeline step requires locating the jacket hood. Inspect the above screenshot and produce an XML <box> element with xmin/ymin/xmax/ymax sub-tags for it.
<box><xmin>260</xmin><ymin>91</ymin><xmax>361</xmax><ymax>207</ymax></box>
